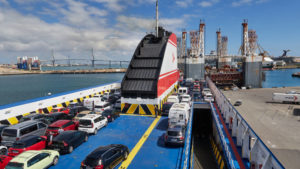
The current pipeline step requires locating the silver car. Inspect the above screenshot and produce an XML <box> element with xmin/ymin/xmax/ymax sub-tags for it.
<box><xmin>1</xmin><ymin>120</ymin><xmax>47</xmax><ymax>147</ymax></box>
<box><xmin>164</xmin><ymin>125</ymin><xmax>185</xmax><ymax>146</ymax></box>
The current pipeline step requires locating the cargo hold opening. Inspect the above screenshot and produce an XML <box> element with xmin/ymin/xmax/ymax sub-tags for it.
<box><xmin>192</xmin><ymin>105</ymin><xmax>218</xmax><ymax>169</ymax></box>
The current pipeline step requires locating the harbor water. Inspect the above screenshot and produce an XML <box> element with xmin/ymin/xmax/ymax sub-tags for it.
<box><xmin>262</xmin><ymin>68</ymin><xmax>300</xmax><ymax>88</ymax></box>
<box><xmin>0</xmin><ymin>73</ymin><xmax>124</xmax><ymax>106</ymax></box>
<box><xmin>0</xmin><ymin>68</ymin><xmax>299</xmax><ymax>106</ymax></box>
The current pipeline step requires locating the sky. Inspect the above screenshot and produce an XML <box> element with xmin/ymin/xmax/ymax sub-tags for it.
<box><xmin>0</xmin><ymin>0</ymin><xmax>299</xmax><ymax>64</ymax></box>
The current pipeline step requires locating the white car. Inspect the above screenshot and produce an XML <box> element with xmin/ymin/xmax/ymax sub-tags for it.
<box><xmin>94</xmin><ymin>101</ymin><xmax>111</xmax><ymax>113</ymax></box>
<box><xmin>78</xmin><ymin>114</ymin><xmax>108</xmax><ymax>135</ymax></box>
<box><xmin>202</xmin><ymin>88</ymin><xmax>211</xmax><ymax>96</ymax></box>
<box><xmin>204</xmin><ymin>93</ymin><xmax>214</xmax><ymax>102</ymax></box>
<box><xmin>181</xmin><ymin>94</ymin><xmax>191</xmax><ymax>105</ymax></box>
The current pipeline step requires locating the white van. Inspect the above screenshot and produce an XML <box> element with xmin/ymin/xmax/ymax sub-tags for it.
<box><xmin>167</xmin><ymin>95</ymin><xmax>179</xmax><ymax>103</ymax></box>
<box><xmin>178</xmin><ymin>87</ymin><xmax>188</xmax><ymax>95</ymax></box>
<box><xmin>168</xmin><ymin>103</ymin><xmax>190</xmax><ymax>127</ymax></box>
<box><xmin>83</xmin><ymin>95</ymin><xmax>105</xmax><ymax>110</ymax></box>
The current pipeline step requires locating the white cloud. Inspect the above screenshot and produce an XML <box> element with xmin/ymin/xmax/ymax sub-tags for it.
<box><xmin>199</xmin><ymin>0</ymin><xmax>220</xmax><ymax>8</ymax></box>
<box><xmin>92</xmin><ymin>0</ymin><xmax>124</xmax><ymax>12</ymax></box>
<box><xmin>175</xmin><ymin>0</ymin><xmax>193</xmax><ymax>8</ymax></box>
<box><xmin>232</xmin><ymin>0</ymin><xmax>269</xmax><ymax>7</ymax></box>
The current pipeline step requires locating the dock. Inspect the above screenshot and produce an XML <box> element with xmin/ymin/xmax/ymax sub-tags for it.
<box><xmin>223</xmin><ymin>87</ymin><xmax>300</xmax><ymax>169</ymax></box>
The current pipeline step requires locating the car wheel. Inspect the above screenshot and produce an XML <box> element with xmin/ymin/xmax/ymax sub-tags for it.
<box><xmin>84</xmin><ymin>135</ymin><xmax>88</xmax><ymax>142</ymax></box>
<box><xmin>52</xmin><ymin>156</ymin><xmax>59</xmax><ymax>166</ymax></box>
<box><xmin>0</xmin><ymin>147</ymin><xmax>7</xmax><ymax>155</ymax></box>
<box><xmin>105</xmin><ymin>121</ymin><xmax>108</xmax><ymax>126</ymax></box>
<box><xmin>68</xmin><ymin>146</ymin><xmax>74</xmax><ymax>153</ymax></box>
<box><xmin>93</xmin><ymin>129</ymin><xmax>98</xmax><ymax>135</ymax></box>
<box><xmin>124</xmin><ymin>151</ymin><xmax>128</xmax><ymax>160</ymax></box>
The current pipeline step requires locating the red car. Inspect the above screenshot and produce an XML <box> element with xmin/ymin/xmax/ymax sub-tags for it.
<box><xmin>46</xmin><ymin>120</ymin><xmax>78</xmax><ymax>137</ymax></box>
<box><xmin>50</xmin><ymin>107</ymin><xmax>70</xmax><ymax>114</ymax></box>
<box><xmin>0</xmin><ymin>155</ymin><xmax>12</xmax><ymax>169</ymax></box>
<box><xmin>8</xmin><ymin>135</ymin><xmax>47</xmax><ymax>157</ymax></box>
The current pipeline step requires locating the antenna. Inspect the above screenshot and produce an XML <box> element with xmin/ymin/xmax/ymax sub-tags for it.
<box><xmin>156</xmin><ymin>0</ymin><xmax>159</xmax><ymax>37</ymax></box>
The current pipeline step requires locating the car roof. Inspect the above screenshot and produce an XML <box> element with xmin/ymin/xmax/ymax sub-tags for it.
<box><xmin>10</xmin><ymin>150</ymin><xmax>41</xmax><ymax>162</ymax></box>
<box><xmin>78</xmin><ymin>111</ymin><xmax>93</xmax><ymax>115</ymax></box>
<box><xmin>80</xmin><ymin>114</ymin><xmax>101</xmax><ymax>120</ymax></box>
<box><xmin>49</xmin><ymin>120</ymin><xmax>71</xmax><ymax>127</ymax></box>
<box><xmin>48</xmin><ymin>112</ymin><xmax>65</xmax><ymax>116</ymax></box>
<box><xmin>5</xmin><ymin>120</ymin><xmax>39</xmax><ymax>129</ymax></box>
<box><xmin>88</xmin><ymin>144</ymin><xmax>122</xmax><ymax>159</ymax></box>
<box><xmin>167</xmin><ymin>127</ymin><xmax>183</xmax><ymax>132</ymax></box>
<box><xmin>15</xmin><ymin>135</ymin><xmax>39</xmax><ymax>143</ymax></box>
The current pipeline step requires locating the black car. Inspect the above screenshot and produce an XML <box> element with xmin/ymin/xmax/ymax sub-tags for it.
<box><xmin>48</xmin><ymin>130</ymin><xmax>88</xmax><ymax>154</ymax></box>
<box><xmin>42</xmin><ymin>113</ymin><xmax>72</xmax><ymax>124</ymax></box>
<box><xmin>113</xmin><ymin>99</ymin><xmax>121</xmax><ymax>113</ymax></box>
<box><xmin>102</xmin><ymin>109</ymin><xmax>120</xmax><ymax>122</ymax></box>
<box><xmin>162</xmin><ymin>102</ymin><xmax>174</xmax><ymax>116</ymax></box>
<box><xmin>18</xmin><ymin>114</ymin><xmax>46</xmax><ymax>123</ymax></box>
<box><xmin>68</xmin><ymin>102</ymin><xmax>83</xmax><ymax>108</ymax></box>
<box><xmin>69</xmin><ymin>106</ymin><xmax>90</xmax><ymax>117</ymax></box>
<box><xmin>107</xmin><ymin>95</ymin><xmax>119</xmax><ymax>104</ymax></box>
<box><xmin>80</xmin><ymin>144</ymin><xmax>129</xmax><ymax>169</ymax></box>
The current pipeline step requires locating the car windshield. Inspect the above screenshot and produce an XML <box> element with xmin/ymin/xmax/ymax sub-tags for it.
<box><xmin>79</xmin><ymin>119</ymin><xmax>92</xmax><ymax>126</ymax></box>
<box><xmin>5</xmin><ymin>162</ymin><xmax>24</xmax><ymax>169</ymax></box>
<box><xmin>167</xmin><ymin>131</ymin><xmax>181</xmax><ymax>136</ymax></box>
<box><xmin>85</xmin><ymin>157</ymin><xmax>100</xmax><ymax>167</ymax></box>
<box><xmin>77</xmin><ymin>114</ymin><xmax>87</xmax><ymax>118</ymax></box>
<box><xmin>52</xmin><ymin>109</ymin><xmax>59</xmax><ymax>113</ymax></box>
<box><xmin>95</xmin><ymin>105</ymin><xmax>104</xmax><ymax>108</ymax></box>
<box><xmin>2</xmin><ymin>129</ymin><xmax>17</xmax><ymax>137</ymax></box>
<box><xmin>12</xmin><ymin>142</ymin><xmax>26</xmax><ymax>149</ymax></box>
<box><xmin>48</xmin><ymin>127</ymin><xmax>60</xmax><ymax>130</ymax></box>
<box><xmin>19</xmin><ymin>117</ymin><xmax>30</xmax><ymax>122</ymax></box>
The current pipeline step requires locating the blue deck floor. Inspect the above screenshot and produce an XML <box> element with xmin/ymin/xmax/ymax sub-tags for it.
<box><xmin>128</xmin><ymin>116</ymin><xmax>183</xmax><ymax>169</ymax></box>
<box><xmin>51</xmin><ymin>115</ymin><xmax>154</xmax><ymax>169</ymax></box>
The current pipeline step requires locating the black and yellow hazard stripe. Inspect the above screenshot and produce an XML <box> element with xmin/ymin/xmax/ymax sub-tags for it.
<box><xmin>210</xmin><ymin>137</ymin><xmax>226</xmax><ymax>169</ymax></box>
<box><xmin>0</xmin><ymin>89</ymin><xmax>111</xmax><ymax>125</ymax></box>
<box><xmin>121</xmin><ymin>103</ymin><xmax>156</xmax><ymax>115</ymax></box>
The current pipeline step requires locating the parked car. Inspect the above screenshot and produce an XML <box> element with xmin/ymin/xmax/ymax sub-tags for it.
<box><xmin>107</xmin><ymin>95</ymin><xmax>119</xmax><ymax>104</ymax></box>
<box><xmin>8</xmin><ymin>135</ymin><xmax>47</xmax><ymax>157</ymax></box>
<box><xmin>202</xmin><ymin>88</ymin><xmax>211</xmax><ymax>96</ymax></box>
<box><xmin>94</xmin><ymin>102</ymin><xmax>111</xmax><ymax>113</ymax></box>
<box><xmin>167</xmin><ymin>95</ymin><xmax>180</xmax><ymax>103</ymax></box>
<box><xmin>46</xmin><ymin>120</ymin><xmax>78</xmax><ymax>137</ymax></box>
<box><xmin>68</xmin><ymin>106</ymin><xmax>90</xmax><ymax>118</ymax></box>
<box><xmin>18</xmin><ymin>114</ymin><xmax>46</xmax><ymax>123</ymax></box>
<box><xmin>5</xmin><ymin>150</ymin><xmax>59</xmax><ymax>169</ymax></box>
<box><xmin>43</xmin><ymin>113</ymin><xmax>72</xmax><ymax>124</ymax></box>
<box><xmin>1</xmin><ymin>121</ymin><xmax>47</xmax><ymax>147</ymax></box>
<box><xmin>0</xmin><ymin>125</ymin><xmax>8</xmax><ymax>143</ymax></box>
<box><xmin>164</xmin><ymin>125</ymin><xmax>185</xmax><ymax>146</ymax></box>
<box><xmin>0</xmin><ymin>155</ymin><xmax>12</xmax><ymax>169</ymax></box>
<box><xmin>101</xmin><ymin>109</ymin><xmax>120</xmax><ymax>122</ymax></box>
<box><xmin>80</xmin><ymin>144</ymin><xmax>129</xmax><ymax>169</ymax></box>
<box><xmin>50</xmin><ymin>107</ymin><xmax>70</xmax><ymax>114</ymax></box>
<box><xmin>67</xmin><ymin>102</ymin><xmax>83</xmax><ymax>108</ymax></box>
<box><xmin>204</xmin><ymin>93</ymin><xmax>214</xmax><ymax>102</ymax></box>
<box><xmin>162</xmin><ymin>102</ymin><xmax>174</xmax><ymax>116</ymax></box>
<box><xmin>48</xmin><ymin>130</ymin><xmax>88</xmax><ymax>154</ymax></box>
<box><xmin>113</xmin><ymin>99</ymin><xmax>121</xmax><ymax>113</ymax></box>
<box><xmin>78</xmin><ymin>114</ymin><xmax>108</xmax><ymax>135</ymax></box>
<box><xmin>74</xmin><ymin>111</ymin><xmax>94</xmax><ymax>121</ymax></box>
<box><xmin>234</xmin><ymin>100</ymin><xmax>242</xmax><ymax>106</ymax></box>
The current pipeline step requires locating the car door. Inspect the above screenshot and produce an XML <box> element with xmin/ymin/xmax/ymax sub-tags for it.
<box><xmin>107</xmin><ymin>149</ymin><xmax>122</xmax><ymax>168</ymax></box>
<box><xmin>99</xmin><ymin>117</ymin><xmax>105</xmax><ymax>128</ymax></box>
<box><xmin>73</xmin><ymin>132</ymin><xmax>82</xmax><ymax>147</ymax></box>
<box><xmin>27</xmin><ymin>153</ymin><xmax>49</xmax><ymax>169</ymax></box>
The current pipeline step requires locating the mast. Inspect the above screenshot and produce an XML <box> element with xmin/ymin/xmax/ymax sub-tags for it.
<box><xmin>156</xmin><ymin>0</ymin><xmax>158</xmax><ymax>37</ymax></box>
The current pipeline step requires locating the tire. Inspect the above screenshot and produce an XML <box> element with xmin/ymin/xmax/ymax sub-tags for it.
<box><xmin>52</xmin><ymin>156</ymin><xmax>59</xmax><ymax>166</ymax></box>
<box><xmin>124</xmin><ymin>151</ymin><xmax>128</xmax><ymax>160</ymax></box>
<box><xmin>84</xmin><ymin>135</ymin><xmax>88</xmax><ymax>142</ymax></box>
<box><xmin>68</xmin><ymin>146</ymin><xmax>73</xmax><ymax>153</ymax></box>
<box><xmin>0</xmin><ymin>148</ymin><xmax>7</xmax><ymax>155</ymax></box>
<box><xmin>105</xmin><ymin>122</ymin><xmax>108</xmax><ymax>127</ymax></box>
<box><xmin>93</xmin><ymin>129</ymin><xmax>98</xmax><ymax>135</ymax></box>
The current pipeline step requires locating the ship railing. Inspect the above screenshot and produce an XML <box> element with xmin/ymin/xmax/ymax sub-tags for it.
<box><xmin>206</xmin><ymin>77</ymin><xmax>285</xmax><ymax>169</ymax></box>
